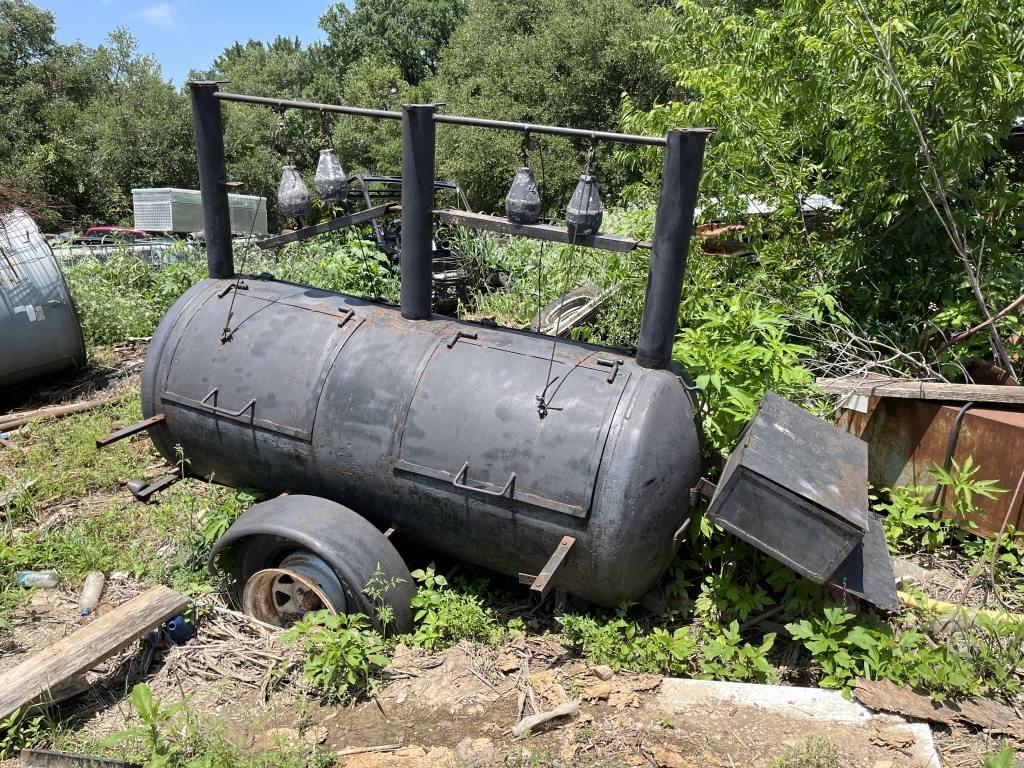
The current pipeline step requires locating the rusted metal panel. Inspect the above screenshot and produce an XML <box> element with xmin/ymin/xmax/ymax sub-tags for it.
<box><xmin>837</xmin><ymin>398</ymin><xmax>1024</xmax><ymax>536</ymax></box>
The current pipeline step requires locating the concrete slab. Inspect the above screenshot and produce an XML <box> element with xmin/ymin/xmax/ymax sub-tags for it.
<box><xmin>657</xmin><ymin>678</ymin><xmax>941</xmax><ymax>767</ymax></box>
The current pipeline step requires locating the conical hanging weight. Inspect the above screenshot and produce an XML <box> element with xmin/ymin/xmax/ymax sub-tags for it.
<box><xmin>505</xmin><ymin>166</ymin><xmax>542</xmax><ymax>225</ymax></box>
<box><xmin>315</xmin><ymin>149</ymin><xmax>349</xmax><ymax>203</ymax></box>
<box><xmin>278</xmin><ymin>165</ymin><xmax>312</xmax><ymax>218</ymax></box>
<box><xmin>565</xmin><ymin>174</ymin><xmax>603</xmax><ymax>236</ymax></box>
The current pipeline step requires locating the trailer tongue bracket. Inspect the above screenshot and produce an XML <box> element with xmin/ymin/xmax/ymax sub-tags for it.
<box><xmin>96</xmin><ymin>414</ymin><xmax>166</xmax><ymax>449</ymax></box>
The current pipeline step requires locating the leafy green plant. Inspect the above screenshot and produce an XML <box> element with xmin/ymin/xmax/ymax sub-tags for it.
<box><xmin>406</xmin><ymin>565</ymin><xmax>500</xmax><ymax>650</ymax></box>
<box><xmin>984</xmin><ymin>745</ymin><xmax>1024</xmax><ymax>768</ymax></box>
<box><xmin>199</xmin><ymin>490</ymin><xmax>257</xmax><ymax>548</ymax></box>
<box><xmin>105</xmin><ymin>683</ymin><xmax>188</xmax><ymax>767</ymax></box>
<box><xmin>0</xmin><ymin>709</ymin><xmax>45</xmax><ymax>759</ymax></box>
<box><xmin>672</xmin><ymin>291</ymin><xmax>820</xmax><ymax>452</ymax></box>
<box><xmin>283</xmin><ymin>610</ymin><xmax>390</xmax><ymax>702</ymax></box>
<box><xmin>931</xmin><ymin>455</ymin><xmax>1006</xmax><ymax>525</ymax></box>
<box><xmin>787</xmin><ymin>605</ymin><xmax>1024</xmax><ymax>700</ymax></box>
<box><xmin>557</xmin><ymin>611</ymin><xmax>778</xmax><ymax>683</ymax></box>
<box><xmin>876</xmin><ymin>485</ymin><xmax>951</xmax><ymax>554</ymax></box>
<box><xmin>697</xmin><ymin>620</ymin><xmax>778</xmax><ymax>683</ymax></box>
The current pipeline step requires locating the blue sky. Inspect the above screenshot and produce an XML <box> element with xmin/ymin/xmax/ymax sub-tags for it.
<box><xmin>36</xmin><ymin>1</ymin><xmax>333</xmax><ymax>86</ymax></box>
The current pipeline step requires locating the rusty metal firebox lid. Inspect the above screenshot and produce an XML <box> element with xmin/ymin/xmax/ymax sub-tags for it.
<box><xmin>725</xmin><ymin>391</ymin><xmax>869</xmax><ymax>533</ymax></box>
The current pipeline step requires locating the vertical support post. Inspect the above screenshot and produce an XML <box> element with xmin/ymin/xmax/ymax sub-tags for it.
<box><xmin>400</xmin><ymin>104</ymin><xmax>436</xmax><ymax>320</ymax></box>
<box><xmin>636</xmin><ymin>129</ymin><xmax>710</xmax><ymax>369</ymax></box>
<box><xmin>189</xmin><ymin>81</ymin><xmax>234</xmax><ymax>279</ymax></box>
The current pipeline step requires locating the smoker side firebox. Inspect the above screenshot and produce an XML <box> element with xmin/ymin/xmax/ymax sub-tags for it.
<box><xmin>124</xmin><ymin>83</ymin><xmax>896</xmax><ymax>630</ymax></box>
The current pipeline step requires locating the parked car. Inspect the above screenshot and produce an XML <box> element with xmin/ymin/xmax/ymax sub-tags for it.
<box><xmin>80</xmin><ymin>226</ymin><xmax>158</xmax><ymax>245</ymax></box>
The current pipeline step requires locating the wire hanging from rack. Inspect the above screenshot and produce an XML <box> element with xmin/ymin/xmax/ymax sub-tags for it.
<box><xmin>535</xmin><ymin>139</ymin><xmax>599</xmax><ymax>418</ymax></box>
<box><xmin>220</xmin><ymin>106</ymin><xmax>284</xmax><ymax>342</ymax></box>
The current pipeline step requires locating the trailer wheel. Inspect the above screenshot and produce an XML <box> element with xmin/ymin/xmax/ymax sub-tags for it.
<box><xmin>209</xmin><ymin>495</ymin><xmax>415</xmax><ymax>633</ymax></box>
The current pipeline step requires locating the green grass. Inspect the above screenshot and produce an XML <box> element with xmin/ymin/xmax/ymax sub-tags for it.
<box><xmin>0</xmin><ymin>396</ymin><xmax>255</xmax><ymax>628</ymax></box>
<box><xmin>769</xmin><ymin>737</ymin><xmax>845</xmax><ymax>768</ymax></box>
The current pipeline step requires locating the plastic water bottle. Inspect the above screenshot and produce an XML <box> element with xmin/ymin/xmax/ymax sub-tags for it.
<box><xmin>79</xmin><ymin>571</ymin><xmax>105</xmax><ymax>616</ymax></box>
<box><xmin>17</xmin><ymin>570</ymin><xmax>58</xmax><ymax>588</ymax></box>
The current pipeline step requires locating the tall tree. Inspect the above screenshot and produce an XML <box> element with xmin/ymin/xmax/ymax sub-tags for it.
<box><xmin>319</xmin><ymin>0</ymin><xmax>467</xmax><ymax>86</ymax></box>
<box><xmin>432</xmin><ymin>0</ymin><xmax>673</xmax><ymax>210</ymax></box>
<box><xmin>623</xmin><ymin>0</ymin><xmax>1024</xmax><ymax>371</ymax></box>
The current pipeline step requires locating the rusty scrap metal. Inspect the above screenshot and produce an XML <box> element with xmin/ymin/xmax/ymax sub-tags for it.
<box><xmin>836</xmin><ymin>397</ymin><xmax>1024</xmax><ymax>536</ymax></box>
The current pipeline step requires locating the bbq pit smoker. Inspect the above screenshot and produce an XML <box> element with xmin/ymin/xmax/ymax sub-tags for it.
<box><xmin>129</xmin><ymin>83</ymin><xmax>895</xmax><ymax>631</ymax></box>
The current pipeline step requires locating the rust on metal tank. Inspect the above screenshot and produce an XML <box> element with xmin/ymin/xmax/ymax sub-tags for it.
<box><xmin>836</xmin><ymin>397</ymin><xmax>1024</xmax><ymax>536</ymax></box>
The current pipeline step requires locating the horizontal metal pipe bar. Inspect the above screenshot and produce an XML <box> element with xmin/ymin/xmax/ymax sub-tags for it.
<box><xmin>432</xmin><ymin>113</ymin><xmax>673</xmax><ymax>146</ymax></box>
<box><xmin>214</xmin><ymin>91</ymin><xmax>403</xmax><ymax>121</ymax></box>
<box><xmin>434</xmin><ymin>209</ymin><xmax>651</xmax><ymax>252</ymax></box>
<box><xmin>209</xmin><ymin>89</ymin><xmax>691</xmax><ymax>147</ymax></box>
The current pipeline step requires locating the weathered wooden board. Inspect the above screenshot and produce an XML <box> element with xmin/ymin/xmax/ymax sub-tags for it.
<box><xmin>818</xmin><ymin>376</ymin><xmax>1024</xmax><ymax>405</ymax></box>
<box><xmin>0</xmin><ymin>586</ymin><xmax>186</xmax><ymax>722</ymax></box>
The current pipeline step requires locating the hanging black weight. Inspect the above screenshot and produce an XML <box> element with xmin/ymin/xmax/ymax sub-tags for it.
<box><xmin>505</xmin><ymin>166</ymin><xmax>542</xmax><ymax>225</ymax></box>
<box><xmin>565</xmin><ymin>174</ymin><xmax>603</xmax><ymax>236</ymax></box>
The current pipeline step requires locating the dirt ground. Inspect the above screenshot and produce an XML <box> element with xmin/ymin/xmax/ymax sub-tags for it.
<box><xmin>0</xmin><ymin>589</ymin><xmax>952</xmax><ymax>767</ymax></box>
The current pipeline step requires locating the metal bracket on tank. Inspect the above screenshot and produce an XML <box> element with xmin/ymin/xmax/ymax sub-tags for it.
<box><xmin>452</xmin><ymin>461</ymin><xmax>516</xmax><ymax>498</ymax></box>
<box><xmin>337</xmin><ymin>308</ymin><xmax>355</xmax><ymax>328</ymax></box>
<box><xmin>96</xmin><ymin>414</ymin><xmax>166</xmax><ymax>449</ymax></box>
<box><xmin>446</xmin><ymin>331</ymin><xmax>478</xmax><ymax>349</ymax></box>
<box><xmin>595</xmin><ymin>358</ymin><xmax>622</xmax><ymax>384</ymax></box>
<box><xmin>200</xmin><ymin>388</ymin><xmax>256</xmax><ymax>421</ymax></box>
<box><xmin>217</xmin><ymin>282</ymin><xmax>248</xmax><ymax>298</ymax></box>
<box><xmin>690</xmin><ymin>477</ymin><xmax>717</xmax><ymax>506</ymax></box>
<box><xmin>518</xmin><ymin>535</ymin><xmax>576</xmax><ymax>601</ymax></box>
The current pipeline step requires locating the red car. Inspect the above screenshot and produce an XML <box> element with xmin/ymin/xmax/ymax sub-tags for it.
<box><xmin>82</xmin><ymin>226</ymin><xmax>155</xmax><ymax>244</ymax></box>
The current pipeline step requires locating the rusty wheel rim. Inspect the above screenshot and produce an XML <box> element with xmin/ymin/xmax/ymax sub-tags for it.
<box><xmin>241</xmin><ymin>551</ymin><xmax>347</xmax><ymax>627</ymax></box>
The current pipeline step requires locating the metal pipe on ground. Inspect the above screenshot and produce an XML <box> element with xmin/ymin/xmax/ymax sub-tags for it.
<box><xmin>190</xmin><ymin>82</ymin><xmax>234</xmax><ymax>279</ymax></box>
<box><xmin>400</xmin><ymin>104</ymin><xmax>436</xmax><ymax>321</ymax></box>
<box><xmin>636</xmin><ymin>129</ymin><xmax>710</xmax><ymax>369</ymax></box>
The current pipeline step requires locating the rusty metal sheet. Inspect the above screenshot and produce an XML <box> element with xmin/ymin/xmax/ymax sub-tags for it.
<box><xmin>836</xmin><ymin>398</ymin><xmax>1024</xmax><ymax>536</ymax></box>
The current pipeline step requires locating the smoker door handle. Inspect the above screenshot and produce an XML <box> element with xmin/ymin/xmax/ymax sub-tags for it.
<box><xmin>199</xmin><ymin>387</ymin><xmax>256</xmax><ymax>420</ymax></box>
<box><xmin>452</xmin><ymin>461</ymin><xmax>516</xmax><ymax>498</ymax></box>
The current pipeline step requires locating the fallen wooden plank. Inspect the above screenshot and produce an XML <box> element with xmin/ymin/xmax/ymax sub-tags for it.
<box><xmin>434</xmin><ymin>209</ymin><xmax>651</xmax><ymax>253</ymax></box>
<box><xmin>0</xmin><ymin>585</ymin><xmax>187</xmax><ymax>722</ymax></box>
<box><xmin>0</xmin><ymin>394</ymin><xmax>129</xmax><ymax>432</ymax></box>
<box><xmin>853</xmin><ymin>679</ymin><xmax>1024</xmax><ymax>740</ymax></box>
<box><xmin>21</xmin><ymin>749</ymin><xmax>140</xmax><ymax>768</ymax></box>
<box><xmin>818</xmin><ymin>376</ymin><xmax>1024</xmax><ymax>405</ymax></box>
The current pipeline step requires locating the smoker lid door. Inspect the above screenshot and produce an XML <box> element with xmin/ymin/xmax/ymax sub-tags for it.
<box><xmin>395</xmin><ymin>339</ymin><xmax>630</xmax><ymax>518</ymax></box>
<box><xmin>161</xmin><ymin>285</ymin><xmax>358</xmax><ymax>441</ymax></box>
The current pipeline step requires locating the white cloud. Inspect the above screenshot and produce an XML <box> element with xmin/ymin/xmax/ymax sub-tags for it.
<box><xmin>137</xmin><ymin>2</ymin><xmax>176</xmax><ymax>27</ymax></box>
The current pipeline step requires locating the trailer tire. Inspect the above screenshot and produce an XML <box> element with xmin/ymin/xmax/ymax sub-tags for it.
<box><xmin>209</xmin><ymin>495</ymin><xmax>415</xmax><ymax>634</ymax></box>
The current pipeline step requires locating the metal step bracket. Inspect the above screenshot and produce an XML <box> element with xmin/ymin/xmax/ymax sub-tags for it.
<box><xmin>518</xmin><ymin>535</ymin><xmax>576</xmax><ymax>601</ymax></box>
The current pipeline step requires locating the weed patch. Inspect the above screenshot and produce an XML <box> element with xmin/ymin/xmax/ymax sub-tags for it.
<box><xmin>769</xmin><ymin>736</ymin><xmax>845</xmax><ymax>768</ymax></box>
<box><xmin>103</xmin><ymin>684</ymin><xmax>330</xmax><ymax>768</ymax></box>
<box><xmin>406</xmin><ymin>565</ymin><xmax>501</xmax><ymax>650</ymax></box>
<box><xmin>283</xmin><ymin>612</ymin><xmax>390</xmax><ymax>703</ymax></box>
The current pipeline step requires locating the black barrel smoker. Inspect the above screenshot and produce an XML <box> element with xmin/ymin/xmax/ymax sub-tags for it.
<box><xmin>132</xmin><ymin>84</ymin><xmax>894</xmax><ymax>631</ymax></box>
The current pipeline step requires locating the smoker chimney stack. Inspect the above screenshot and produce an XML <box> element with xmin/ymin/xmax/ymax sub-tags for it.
<box><xmin>635</xmin><ymin>129</ymin><xmax>709</xmax><ymax>369</ymax></box>
<box><xmin>189</xmin><ymin>81</ymin><xmax>234</xmax><ymax>279</ymax></box>
<box><xmin>400</xmin><ymin>104</ymin><xmax>437</xmax><ymax>320</ymax></box>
